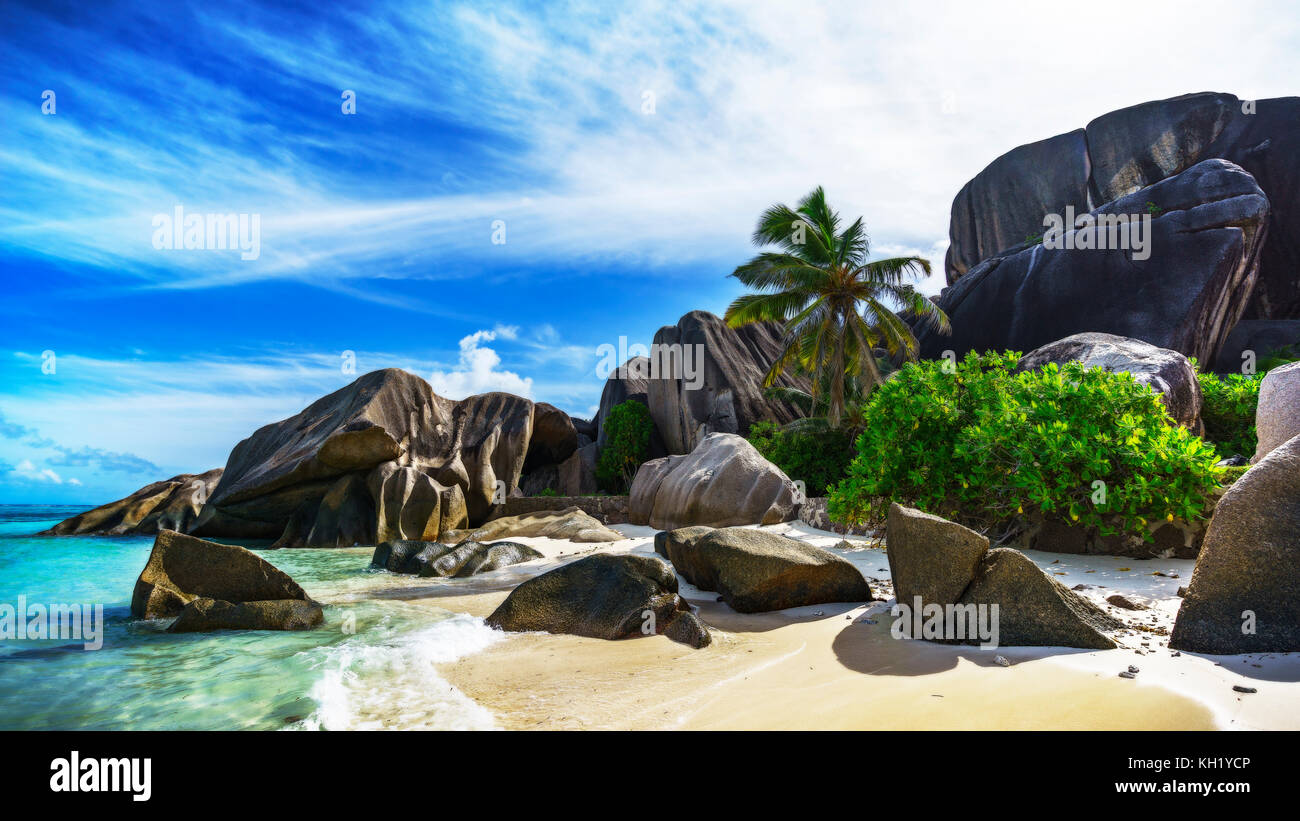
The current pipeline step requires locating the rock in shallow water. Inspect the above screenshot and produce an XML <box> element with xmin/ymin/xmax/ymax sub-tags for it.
<box><xmin>131</xmin><ymin>530</ymin><xmax>314</xmax><ymax>621</ymax></box>
<box><xmin>167</xmin><ymin>597</ymin><xmax>323</xmax><ymax>633</ymax></box>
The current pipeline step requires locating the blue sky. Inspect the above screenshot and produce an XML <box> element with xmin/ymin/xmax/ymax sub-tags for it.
<box><xmin>2</xmin><ymin>0</ymin><xmax>1298</xmax><ymax>503</ymax></box>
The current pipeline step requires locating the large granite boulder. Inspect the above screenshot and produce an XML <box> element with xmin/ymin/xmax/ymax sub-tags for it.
<box><xmin>1171</xmin><ymin>432</ymin><xmax>1300</xmax><ymax>653</ymax></box>
<box><xmin>628</xmin><ymin>433</ymin><xmax>799</xmax><ymax>530</ymax></box>
<box><xmin>273</xmin><ymin>472</ymin><xmax>375</xmax><ymax>548</ymax></box>
<box><xmin>1016</xmin><ymin>333</ymin><xmax>1204</xmax><ymax>433</ymax></box>
<box><xmin>1252</xmin><ymin>361</ymin><xmax>1300</xmax><ymax>462</ymax></box>
<box><xmin>656</xmin><ymin>526</ymin><xmax>873</xmax><ymax>613</ymax></box>
<box><xmin>370</xmin><ymin>539</ymin><xmax>542</xmax><ymax>577</ymax></box>
<box><xmin>525</xmin><ymin>403</ymin><xmax>578</xmax><ymax>471</ymax></box>
<box><xmin>886</xmin><ymin>503</ymin><xmax>989</xmax><ymax>607</ymax></box>
<box><xmin>169</xmin><ymin>368</ymin><xmax>558</xmax><ymax>546</ymax></box>
<box><xmin>39</xmin><ymin>469</ymin><xmax>223</xmax><ymax>536</ymax></box>
<box><xmin>130</xmin><ymin>530</ymin><xmax>315</xmax><ymax>621</ymax></box>
<box><xmin>557</xmin><ymin>442</ymin><xmax>598</xmax><ymax>496</ymax></box>
<box><xmin>958</xmin><ymin>548</ymin><xmax>1120</xmax><ymax>650</ymax></box>
<box><xmin>447</xmin><ymin>507</ymin><xmax>623</xmax><ymax>543</ymax></box>
<box><xmin>920</xmin><ymin>159</ymin><xmax>1270</xmax><ymax>366</ymax></box>
<box><xmin>486</xmin><ymin>554</ymin><xmax>710</xmax><ymax>648</ymax></box>
<box><xmin>645</xmin><ymin>310</ymin><xmax>808</xmax><ymax>454</ymax></box>
<box><xmin>946</xmin><ymin>92</ymin><xmax>1300</xmax><ymax>321</ymax></box>
<box><xmin>167</xmin><ymin>597</ymin><xmax>323</xmax><ymax>632</ymax></box>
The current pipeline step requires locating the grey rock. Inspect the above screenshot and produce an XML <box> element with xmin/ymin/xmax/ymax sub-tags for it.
<box><xmin>886</xmin><ymin>502</ymin><xmax>989</xmax><ymax>607</ymax></box>
<box><xmin>486</xmin><ymin>553</ymin><xmax>709</xmax><ymax>648</ymax></box>
<box><xmin>1171</xmin><ymin>433</ymin><xmax>1300</xmax><ymax>653</ymax></box>
<box><xmin>1017</xmin><ymin>333</ymin><xmax>1204</xmax><ymax>433</ymax></box>
<box><xmin>658</xmin><ymin>526</ymin><xmax>873</xmax><ymax>613</ymax></box>
<box><xmin>628</xmin><ymin>433</ymin><xmax>798</xmax><ymax>530</ymax></box>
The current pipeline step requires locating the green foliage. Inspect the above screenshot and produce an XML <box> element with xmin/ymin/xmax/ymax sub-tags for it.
<box><xmin>1194</xmin><ymin>365</ymin><xmax>1262</xmax><ymax>460</ymax></box>
<box><xmin>535</xmin><ymin>487</ymin><xmax>560</xmax><ymax>497</ymax></box>
<box><xmin>595</xmin><ymin>401</ymin><xmax>654</xmax><ymax>492</ymax></box>
<box><xmin>1258</xmin><ymin>345</ymin><xmax>1300</xmax><ymax>373</ymax></box>
<box><xmin>748</xmin><ymin>420</ymin><xmax>856</xmax><ymax>497</ymax></box>
<box><xmin>827</xmin><ymin>351</ymin><xmax>1223</xmax><ymax>538</ymax></box>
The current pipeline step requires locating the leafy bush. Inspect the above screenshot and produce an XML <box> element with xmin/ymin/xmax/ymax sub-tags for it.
<box><xmin>1195</xmin><ymin>366</ymin><xmax>1262</xmax><ymax>460</ymax></box>
<box><xmin>748</xmin><ymin>421</ymin><xmax>856</xmax><ymax>497</ymax></box>
<box><xmin>828</xmin><ymin>351</ymin><xmax>1223</xmax><ymax>538</ymax></box>
<box><xmin>535</xmin><ymin>487</ymin><xmax>560</xmax><ymax>497</ymax></box>
<box><xmin>595</xmin><ymin>400</ymin><xmax>654</xmax><ymax>492</ymax></box>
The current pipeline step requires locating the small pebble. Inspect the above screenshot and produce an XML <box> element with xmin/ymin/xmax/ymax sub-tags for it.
<box><xmin>994</xmin><ymin>655</ymin><xmax>1011</xmax><ymax>667</ymax></box>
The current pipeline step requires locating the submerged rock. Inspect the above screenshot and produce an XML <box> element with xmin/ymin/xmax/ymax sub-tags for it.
<box><xmin>656</xmin><ymin>526</ymin><xmax>872</xmax><ymax>613</ymax></box>
<box><xmin>486</xmin><ymin>554</ymin><xmax>710</xmax><ymax>648</ymax></box>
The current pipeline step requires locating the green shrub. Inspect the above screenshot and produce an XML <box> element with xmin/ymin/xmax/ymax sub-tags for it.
<box><xmin>536</xmin><ymin>487</ymin><xmax>560</xmax><ymax>497</ymax></box>
<box><xmin>828</xmin><ymin>351</ymin><xmax>1223</xmax><ymax>538</ymax></box>
<box><xmin>748</xmin><ymin>421</ymin><xmax>856</xmax><ymax>497</ymax></box>
<box><xmin>1195</xmin><ymin>366</ymin><xmax>1262</xmax><ymax>459</ymax></box>
<box><xmin>595</xmin><ymin>400</ymin><xmax>654</xmax><ymax>492</ymax></box>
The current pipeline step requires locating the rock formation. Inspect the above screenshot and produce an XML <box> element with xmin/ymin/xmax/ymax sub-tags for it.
<box><xmin>486</xmin><ymin>553</ymin><xmax>711</xmax><ymax>648</ymax></box>
<box><xmin>945</xmin><ymin>92</ymin><xmax>1299</xmax><ymax>321</ymax></box>
<box><xmin>628</xmin><ymin>433</ymin><xmax>799</xmax><ymax>530</ymax></box>
<box><xmin>39</xmin><ymin>469</ymin><xmax>222</xmax><ymax>536</ymax></box>
<box><xmin>654</xmin><ymin>525</ymin><xmax>873</xmax><ymax>613</ymax></box>
<box><xmin>1171</xmin><ymin>432</ymin><xmax>1300</xmax><ymax>653</ymax></box>
<box><xmin>886</xmin><ymin>504</ymin><xmax>1120</xmax><ymax>649</ymax></box>
<box><xmin>131</xmin><ymin>530</ymin><xmax>322</xmax><ymax>631</ymax></box>
<box><xmin>1017</xmin><ymin>333</ymin><xmax>1204</xmax><ymax>434</ymax></box>
<box><xmin>920</xmin><ymin>159</ymin><xmax>1269</xmax><ymax>366</ymax></box>
<box><xmin>1252</xmin><ymin>360</ymin><xmax>1300</xmax><ymax>462</ymax></box>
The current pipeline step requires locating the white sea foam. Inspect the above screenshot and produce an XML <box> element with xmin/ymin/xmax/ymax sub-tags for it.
<box><xmin>298</xmin><ymin>611</ymin><xmax>502</xmax><ymax>731</ymax></box>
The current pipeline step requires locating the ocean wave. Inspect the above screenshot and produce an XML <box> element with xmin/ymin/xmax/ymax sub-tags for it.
<box><xmin>297</xmin><ymin>612</ymin><xmax>503</xmax><ymax>731</ymax></box>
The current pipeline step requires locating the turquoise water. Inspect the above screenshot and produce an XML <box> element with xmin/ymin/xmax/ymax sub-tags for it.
<box><xmin>0</xmin><ymin>505</ymin><xmax>501</xmax><ymax>730</ymax></box>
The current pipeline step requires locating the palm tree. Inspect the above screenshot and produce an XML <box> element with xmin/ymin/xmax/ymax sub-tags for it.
<box><xmin>724</xmin><ymin>186</ymin><xmax>950</xmax><ymax>428</ymax></box>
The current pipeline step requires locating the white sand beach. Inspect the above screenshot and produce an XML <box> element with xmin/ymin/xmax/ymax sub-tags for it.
<box><xmin>346</xmin><ymin>522</ymin><xmax>1300</xmax><ymax>731</ymax></box>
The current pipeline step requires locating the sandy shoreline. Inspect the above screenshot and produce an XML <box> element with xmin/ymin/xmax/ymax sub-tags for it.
<box><xmin>355</xmin><ymin>523</ymin><xmax>1299</xmax><ymax>731</ymax></box>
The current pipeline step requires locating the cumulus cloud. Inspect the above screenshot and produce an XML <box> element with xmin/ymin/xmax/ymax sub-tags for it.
<box><xmin>428</xmin><ymin>330</ymin><xmax>534</xmax><ymax>400</ymax></box>
<box><xmin>11</xmin><ymin>459</ymin><xmax>72</xmax><ymax>485</ymax></box>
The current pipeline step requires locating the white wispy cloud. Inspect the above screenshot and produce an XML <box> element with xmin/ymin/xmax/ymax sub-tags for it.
<box><xmin>9</xmin><ymin>0</ymin><xmax>1296</xmax><ymax>302</ymax></box>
